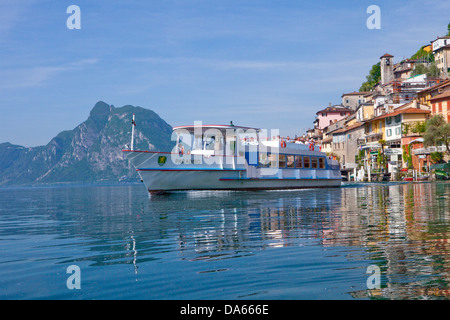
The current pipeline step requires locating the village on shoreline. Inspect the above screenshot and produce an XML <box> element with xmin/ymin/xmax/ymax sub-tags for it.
<box><xmin>300</xmin><ymin>30</ymin><xmax>450</xmax><ymax>182</ymax></box>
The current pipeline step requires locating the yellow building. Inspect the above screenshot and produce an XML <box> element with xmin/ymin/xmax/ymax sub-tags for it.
<box><xmin>417</xmin><ymin>79</ymin><xmax>450</xmax><ymax>106</ymax></box>
<box><xmin>362</xmin><ymin>104</ymin><xmax>431</xmax><ymax>172</ymax></box>
<box><xmin>430</xmin><ymin>91</ymin><xmax>450</xmax><ymax>122</ymax></box>
<box><xmin>364</xmin><ymin>116</ymin><xmax>385</xmax><ymax>143</ymax></box>
<box><xmin>422</xmin><ymin>44</ymin><xmax>432</xmax><ymax>53</ymax></box>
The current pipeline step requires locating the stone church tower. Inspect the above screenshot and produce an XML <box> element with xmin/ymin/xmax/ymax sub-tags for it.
<box><xmin>380</xmin><ymin>53</ymin><xmax>394</xmax><ymax>85</ymax></box>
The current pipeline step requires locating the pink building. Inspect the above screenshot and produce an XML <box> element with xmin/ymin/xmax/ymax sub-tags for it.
<box><xmin>314</xmin><ymin>105</ymin><xmax>353</xmax><ymax>130</ymax></box>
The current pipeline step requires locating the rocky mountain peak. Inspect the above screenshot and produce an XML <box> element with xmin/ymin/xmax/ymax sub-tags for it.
<box><xmin>0</xmin><ymin>102</ymin><xmax>173</xmax><ymax>186</ymax></box>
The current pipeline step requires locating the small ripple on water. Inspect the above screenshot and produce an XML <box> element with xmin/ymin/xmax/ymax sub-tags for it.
<box><xmin>1</xmin><ymin>182</ymin><xmax>450</xmax><ymax>299</ymax></box>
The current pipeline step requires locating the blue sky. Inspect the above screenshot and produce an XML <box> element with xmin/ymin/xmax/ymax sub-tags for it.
<box><xmin>1</xmin><ymin>0</ymin><xmax>449</xmax><ymax>147</ymax></box>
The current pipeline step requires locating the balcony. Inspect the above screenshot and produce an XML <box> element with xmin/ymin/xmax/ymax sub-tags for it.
<box><xmin>412</xmin><ymin>146</ymin><xmax>447</xmax><ymax>155</ymax></box>
<box><xmin>365</xmin><ymin>132</ymin><xmax>382</xmax><ymax>143</ymax></box>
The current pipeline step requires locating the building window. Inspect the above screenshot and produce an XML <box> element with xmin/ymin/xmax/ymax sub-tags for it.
<box><xmin>387</xmin><ymin>129</ymin><xmax>392</xmax><ymax>137</ymax></box>
<box><xmin>395</xmin><ymin>115</ymin><xmax>401</xmax><ymax>123</ymax></box>
<box><xmin>395</xmin><ymin>127</ymin><xmax>401</xmax><ymax>135</ymax></box>
<box><xmin>386</xmin><ymin>117</ymin><xmax>392</xmax><ymax>125</ymax></box>
<box><xmin>439</xmin><ymin>102</ymin><xmax>443</xmax><ymax>112</ymax></box>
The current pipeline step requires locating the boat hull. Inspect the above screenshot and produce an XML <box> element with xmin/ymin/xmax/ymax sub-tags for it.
<box><xmin>137</xmin><ymin>168</ymin><xmax>341</xmax><ymax>192</ymax></box>
<box><xmin>124</xmin><ymin>150</ymin><xmax>341</xmax><ymax>192</ymax></box>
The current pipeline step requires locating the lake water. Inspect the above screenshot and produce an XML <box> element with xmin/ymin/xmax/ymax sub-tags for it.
<box><xmin>0</xmin><ymin>181</ymin><xmax>449</xmax><ymax>300</ymax></box>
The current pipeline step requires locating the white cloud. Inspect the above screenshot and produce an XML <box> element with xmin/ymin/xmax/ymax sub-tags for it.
<box><xmin>0</xmin><ymin>59</ymin><xmax>98</xmax><ymax>89</ymax></box>
<box><xmin>132</xmin><ymin>56</ymin><xmax>371</xmax><ymax>71</ymax></box>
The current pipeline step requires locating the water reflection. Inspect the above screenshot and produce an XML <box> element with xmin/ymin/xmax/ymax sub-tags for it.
<box><xmin>1</xmin><ymin>182</ymin><xmax>450</xmax><ymax>299</ymax></box>
<box><xmin>145</xmin><ymin>183</ymin><xmax>450</xmax><ymax>299</ymax></box>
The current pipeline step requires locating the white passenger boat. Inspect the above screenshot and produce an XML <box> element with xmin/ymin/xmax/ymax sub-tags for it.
<box><xmin>123</xmin><ymin>118</ymin><xmax>341</xmax><ymax>193</ymax></box>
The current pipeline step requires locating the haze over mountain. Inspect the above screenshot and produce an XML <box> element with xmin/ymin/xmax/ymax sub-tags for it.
<box><xmin>0</xmin><ymin>101</ymin><xmax>173</xmax><ymax>186</ymax></box>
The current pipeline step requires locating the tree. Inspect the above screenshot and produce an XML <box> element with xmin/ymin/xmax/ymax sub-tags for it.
<box><xmin>411</xmin><ymin>64</ymin><xmax>428</xmax><ymax>76</ymax></box>
<box><xmin>376</xmin><ymin>139</ymin><xmax>388</xmax><ymax>172</ymax></box>
<box><xmin>448</xmin><ymin>22</ymin><xmax>450</xmax><ymax>36</ymax></box>
<box><xmin>423</xmin><ymin>115</ymin><xmax>450</xmax><ymax>154</ymax></box>
<box><xmin>429</xmin><ymin>61</ymin><xmax>440</xmax><ymax>77</ymax></box>
<box><xmin>359</xmin><ymin>62</ymin><xmax>381</xmax><ymax>92</ymax></box>
<box><xmin>430</xmin><ymin>152</ymin><xmax>444</xmax><ymax>164</ymax></box>
<box><xmin>402</xmin><ymin>144</ymin><xmax>413</xmax><ymax>168</ymax></box>
<box><xmin>411</xmin><ymin>61</ymin><xmax>440</xmax><ymax>77</ymax></box>
<box><xmin>411</xmin><ymin>46</ymin><xmax>434</xmax><ymax>62</ymax></box>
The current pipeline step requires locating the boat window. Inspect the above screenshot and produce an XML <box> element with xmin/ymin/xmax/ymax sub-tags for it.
<box><xmin>287</xmin><ymin>155</ymin><xmax>295</xmax><ymax>168</ymax></box>
<box><xmin>268</xmin><ymin>153</ymin><xmax>278</xmax><ymax>167</ymax></box>
<box><xmin>319</xmin><ymin>157</ymin><xmax>326</xmax><ymax>169</ymax></box>
<box><xmin>175</xmin><ymin>131</ymin><xmax>193</xmax><ymax>154</ymax></box>
<box><xmin>279</xmin><ymin>154</ymin><xmax>286</xmax><ymax>168</ymax></box>
<box><xmin>295</xmin><ymin>156</ymin><xmax>302</xmax><ymax>168</ymax></box>
<box><xmin>303</xmin><ymin>156</ymin><xmax>310</xmax><ymax>168</ymax></box>
<box><xmin>259</xmin><ymin>153</ymin><xmax>269</xmax><ymax>167</ymax></box>
<box><xmin>205</xmin><ymin>135</ymin><xmax>216</xmax><ymax>150</ymax></box>
<box><xmin>311</xmin><ymin>157</ymin><xmax>318</xmax><ymax>169</ymax></box>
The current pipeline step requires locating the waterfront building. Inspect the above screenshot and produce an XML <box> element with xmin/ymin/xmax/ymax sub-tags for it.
<box><xmin>417</xmin><ymin>78</ymin><xmax>449</xmax><ymax>106</ymax></box>
<box><xmin>320</xmin><ymin>137</ymin><xmax>333</xmax><ymax>154</ymax></box>
<box><xmin>429</xmin><ymin>90</ymin><xmax>450</xmax><ymax>122</ymax></box>
<box><xmin>314</xmin><ymin>104</ymin><xmax>353</xmax><ymax>130</ymax></box>
<box><xmin>431</xmin><ymin>36</ymin><xmax>450</xmax><ymax>78</ymax></box>
<box><xmin>394</xmin><ymin>59</ymin><xmax>415</xmax><ymax>81</ymax></box>
<box><xmin>355</xmin><ymin>102</ymin><xmax>375</xmax><ymax>122</ymax></box>
<box><xmin>358</xmin><ymin>101</ymin><xmax>431</xmax><ymax>176</ymax></box>
<box><xmin>341</xmin><ymin>91</ymin><xmax>371</xmax><ymax>111</ymax></box>
<box><xmin>331</xmin><ymin>122</ymin><xmax>365</xmax><ymax>178</ymax></box>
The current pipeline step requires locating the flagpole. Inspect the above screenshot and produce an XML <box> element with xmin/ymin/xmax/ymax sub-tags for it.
<box><xmin>131</xmin><ymin>114</ymin><xmax>136</xmax><ymax>151</ymax></box>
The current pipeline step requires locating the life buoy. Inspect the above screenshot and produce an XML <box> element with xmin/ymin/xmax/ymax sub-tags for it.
<box><xmin>281</xmin><ymin>140</ymin><xmax>286</xmax><ymax>148</ymax></box>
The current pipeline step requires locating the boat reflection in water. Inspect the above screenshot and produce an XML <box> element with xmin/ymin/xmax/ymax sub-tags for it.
<box><xmin>114</xmin><ymin>181</ymin><xmax>447</xmax><ymax>299</ymax></box>
<box><xmin>9</xmin><ymin>181</ymin><xmax>448</xmax><ymax>299</ymax></box>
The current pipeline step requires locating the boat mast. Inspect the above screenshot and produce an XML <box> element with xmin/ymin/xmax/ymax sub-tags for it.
<box><xmin>131</xmin><ymin>114</ymin><xmax>136</xmax><ymax>151</ymax></box>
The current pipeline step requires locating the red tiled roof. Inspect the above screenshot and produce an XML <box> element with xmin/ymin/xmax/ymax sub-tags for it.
<box><xmin>321</xmin><ymin>137</ymin><xmax>332</xmax><ymax>144</ymax></box>
<box><xmin>418</xmin><ymin>79</ymin><xmax>450</xmax><ymax>94</ymax></box>
<box><xmin>332</xmin><ymin>122</ymin><xmax>364</xmax><ymax>135</ymax></box>
<box><xmin>366</xmin><ymin>107</ymin><xmax>431</xmax><ymax>122</ymax></box>
<box><xmin>434</xmin><ymin>44</ymin><xmax>450</xmax><ymax>51</ymax></box>
<box><xmin>316</xmin><ymin>106</ymin><xmax>353</xmax><ymax>115</ymax></box>
<box><xmin>341</xmin><ymin>91</ymin><xmax>371</xmax><ymax>96</ymax></box>
<box><xmin>429</xmin><ymin>90</ymin><xmax>450</xmax><ymax>101</ymax></box>
<box><xmin>380</xmin><ymin>53</ymin><xmax>394</xmax><ymax>59</ymax></box>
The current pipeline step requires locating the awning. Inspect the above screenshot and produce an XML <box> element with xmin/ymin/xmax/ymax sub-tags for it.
<box><xmin>430</xmin><ymin>163</ymin><xmax>450</xmax><ymax>171</ymax></box>
<box><xmin>408</xmin><ymin>138</ymin><xmax>424</xmax><ymax>144</ymax></box>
